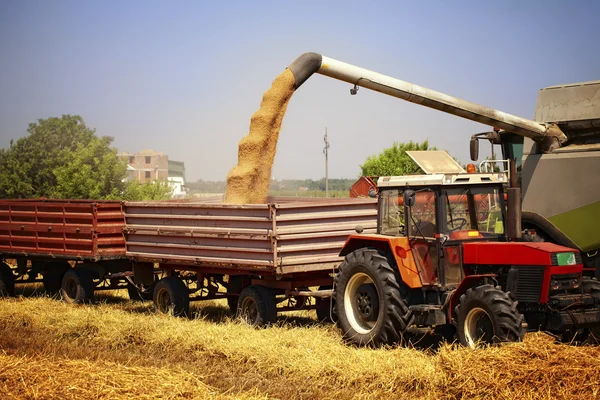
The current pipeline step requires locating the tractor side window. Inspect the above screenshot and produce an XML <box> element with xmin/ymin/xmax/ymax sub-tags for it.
<box><xmin>408</xmin><ymin>190</ymin><xmax>437</xmax><ymax>238</ymax></box>
<box><xmin>380</xmin><ymin>189</ymin><xmax>404</xmax><ymax>236</ymax></box>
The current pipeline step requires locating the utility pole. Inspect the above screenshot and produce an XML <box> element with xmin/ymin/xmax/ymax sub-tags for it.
<box><xmin>323</xmin><ymin>127</ymin><xmax>330</xmax><ymax>197</ymax></box>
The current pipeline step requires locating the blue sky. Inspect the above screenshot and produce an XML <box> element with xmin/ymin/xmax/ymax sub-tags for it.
<box><xmin>1</xmin><ymin>0</ymin><xmax>598</xmax><ymax>181</ymax></box>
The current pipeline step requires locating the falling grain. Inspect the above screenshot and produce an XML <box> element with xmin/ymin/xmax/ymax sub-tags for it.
<box><xmin>225</xmin><ymin>69</ymin><xmax>296</xmax><ymax>204</ymax></box>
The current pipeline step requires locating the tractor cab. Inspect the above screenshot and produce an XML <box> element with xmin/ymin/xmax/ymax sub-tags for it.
<box><xmin>377</xmin><ymin>151</ymin><xmax>508</xmax><ymax>287</ymax></box>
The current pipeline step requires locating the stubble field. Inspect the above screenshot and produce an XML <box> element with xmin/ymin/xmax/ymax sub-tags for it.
<box><xmin>0</xmin><ymin>288</ymin><xmax>599</xmax><ymax>400</ymax></box>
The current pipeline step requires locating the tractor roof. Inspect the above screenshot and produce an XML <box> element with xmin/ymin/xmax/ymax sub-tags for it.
<box><xmin>377</xmin><ymin>172</ymin><xmax>507</xmax><ymax>188</ymax></box>
<box><xmin>377</xmin><ymin>150</ymin><xmax>507</xmax><ymax>188</ymax></box>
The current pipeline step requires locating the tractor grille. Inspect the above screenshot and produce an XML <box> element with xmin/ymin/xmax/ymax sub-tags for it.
<box><xmin>515</xmin><ymin>267</ymin><xmax>545</xmax><ymax>303</ymax></box>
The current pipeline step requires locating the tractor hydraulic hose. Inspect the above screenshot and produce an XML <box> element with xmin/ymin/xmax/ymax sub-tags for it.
<box><xmin>286</xmin><ymin>52</ymin><xmax>567</xmax><ymax>152</ymax></box>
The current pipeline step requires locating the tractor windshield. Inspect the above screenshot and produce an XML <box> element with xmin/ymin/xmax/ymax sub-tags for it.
<box><xmin>443</xmin><ymin>186</ymin><xmax>504</xmax><ymax>236</ymax></box>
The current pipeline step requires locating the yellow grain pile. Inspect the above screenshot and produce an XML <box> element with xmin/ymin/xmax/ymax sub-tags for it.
<box><xmin>225</xmin><ymin>69</ymin><xmax>296</xmax><ymax>204</ymax></box>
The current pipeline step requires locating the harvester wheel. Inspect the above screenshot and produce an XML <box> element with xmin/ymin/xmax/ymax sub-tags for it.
<box><xmin>237</xmin><ymin>285</ymin><xmax>276</xmax><ymax>327</ymax></box>
<box><xmin>61</xmin><ymin>268</ymin><xmax>95</xmax><ymax>304</ymax></box>
<box><xmin>42</xmin><ymin>262</ymin><xmax>71</xmax><ymax>296</ymax></box>
<box><xmin>0</xmin><ymin>262</ymin><xmax>15</xmax><ymax>297</ymax></box>
<box><xmin>153</xmin><ymin>277</ymin><xmax>189</xmax><ymax>317</ymax></box>
<box><xmin>455</xmin><ymin>284</ymin><xmax>525</xmax><ymax>347</ymax></box>
<box><xmin>335</xmin><ymin>248</ymin><xmax>413</xmax><ymax>347</ymax></box>
<box><xmin>582</xmin><ymin>277</ymin><xmax>600</xmax><ymax>345</ymax></box>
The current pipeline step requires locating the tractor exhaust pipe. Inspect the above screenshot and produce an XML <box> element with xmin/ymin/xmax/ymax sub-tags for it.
<box><xmin>287</xmin><ymin>53</ymin><xmax>567</xmax><ymax>152</ymax></box>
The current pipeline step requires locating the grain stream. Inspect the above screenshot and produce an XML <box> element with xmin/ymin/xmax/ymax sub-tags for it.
<box><xmin>225</xmin><ymin>69</ymin><xmax>295</xmax><ymax>204</ymax></box>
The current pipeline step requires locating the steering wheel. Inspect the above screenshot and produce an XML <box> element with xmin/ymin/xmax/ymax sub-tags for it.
<box><xmin>449</xmin><ymin>218</ymin><xmax>468</xmax><ymax>231</ymax></box>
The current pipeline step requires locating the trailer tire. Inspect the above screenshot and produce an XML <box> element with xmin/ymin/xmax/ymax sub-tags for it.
<box><xmin>455</xmin><ymin>284</ymin><xmax>525</xmax><ymax>347</ymax></box>
<box><xmin>227</xmin><ymin>275</ymin><xmax>245</xmax><ymax>314</ymax></box>
<box><xmin>43</xmin><ymin>262</ymin><xmax>71</xmax><ymax>296</ymax></box>
<box><xmin>0</xmin><ymin>262</ymin><xmax>15</xmax><ymax>297</ymax></box>
<box><xmin>334</xmin><ymin>248</ymin><xmax>413</xmax><ymax>347</ymax></box>
<box><xmin>61</xmin><ymin>268</ymin><xmax>95</xmax><ymax>304</ymax></box>
<box><xmin>316</xmin><ymin>285</ymin><xmax>336</xmax><ymax>323</ymax></box>
<box><xmin>237</xmin><ymin>285</ymin><xmax>276</xmax><ymax>327</ymax></box>
<box><xmin>153</xmin><ymin>277</ymin><xmax>189</xmax><ymax>317</ymax></box>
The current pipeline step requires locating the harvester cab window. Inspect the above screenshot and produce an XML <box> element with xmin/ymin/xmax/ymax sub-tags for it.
<box><xmin>444</xmin><ymin>186</ymin><xmax>504</xmax><ymax>236</ymax></box>
<box><xmin>379</xmin><ymin>189</ymin><xmax>405</xmax><ymax>236</ymax></box>
<box><xmin>407</xmin><ymin>190</ymin><xmax>437</xmax><ymax>238</ymax></box>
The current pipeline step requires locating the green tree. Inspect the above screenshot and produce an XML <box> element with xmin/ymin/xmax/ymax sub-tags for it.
<box><xmin>53</xmin><ymin>135</ymin><xmax>128</xmax><ymax>199</ymax></box>
<box><xmin>120</xmin><ymin>180</ymin><xmax>173</xmax><ymax>201</ymax></box>
<box><xmin>0</xmin><ymin>115</ymin><xmax>128</xmax><ymax>199</ymax></box>
<box><xmin>359</xmin><ymin>140</ymin><xmax>436</xmax><ymax>177</ymax></box>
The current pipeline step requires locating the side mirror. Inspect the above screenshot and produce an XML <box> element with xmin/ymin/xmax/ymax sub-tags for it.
<box><xmin>470</xmin><ymin>136</ymin><xmax>479</xmax><ymax>161</ymax></box>
<box><xmin>403</xmin><ymin>189</ymin><xmax>416</xmax><ymax>207</ymax></box>
<box><xmin>368</xmin><ymin>188</ymin><xmax>377</xmax><ymax>198</ymax></box>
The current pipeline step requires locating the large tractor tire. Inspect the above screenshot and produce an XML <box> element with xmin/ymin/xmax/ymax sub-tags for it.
<box><xmin>237</xmin><ymin>285</ymin><xmax>277</xmax><ymax>327</ymax></box>
<box><xmin>153</xmin><ymin>277</ymin><xmax>190</xmax><ymax>317</ymax></box>
<box><xmin>43</xmin><ymin>262</ymin><xmax>71</xmax><ymax>296</ymax></box>
<box><xmin>455</xmin><ymin>284</ymin><xmax>525</xmax><ymax>347</ymax></box>
<box><xmin>334</xmin><ymin>248</ymin><xmax>413</xmax><ymax>347</ymax></box>
<box><xmin>60</xmin><ymin>268</ymin><xmax>95</xmax><ymax>304</ymax></box>
<box><xmin>0</xmin><ymin>262</ymin><xmax>15</xmax><ymax>297</ymax></box>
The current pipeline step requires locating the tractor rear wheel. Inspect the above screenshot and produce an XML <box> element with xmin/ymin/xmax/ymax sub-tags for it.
<box><xmin>335</xmin><ymin>248</ymin><xmax>413</xmax><ymax>347</ymax></box>
<box><xmin>582</xmin><ymin>277</ymin><xmax>600</xmax><ymax>345</ymax></box>
<box><xmin>0</xmin><ymin>262</ymin><xmax>15</xmax><ymax>297</ymax></box>
<box><xmin>153</xmin><ymin>277</ymin><xmax>189</xmax><ymax>317</ymax></box>
<box><xmin>455</xmin><ymin>284</ymin><xmax>525</xmax><ymax>347</ymax></box>
<box><xmin>237</xmin><ymin>285</ymin><xmax>277</xmax><ymax>327</ymax></box>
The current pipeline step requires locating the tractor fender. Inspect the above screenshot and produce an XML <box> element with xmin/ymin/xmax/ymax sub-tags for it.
<box><xmin>447</xmin><ymin>274</ymin><xmax>497</xmax><ymax>322</ymax></box>
<box><xmin>340</xmin><ymin>234</ymin><xmax>423</xmax><ymax>289</ymax></box>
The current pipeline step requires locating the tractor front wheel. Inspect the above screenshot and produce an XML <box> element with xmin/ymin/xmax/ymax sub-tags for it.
<box><xmin>455</xmin><ymin>284</ymin><xmax>525</xmax><ymax>347</ymax></box>
<box><xmin>335</xmin><ymin>248</ymin><xmax>413</xmax><ymax>347</ymax></box>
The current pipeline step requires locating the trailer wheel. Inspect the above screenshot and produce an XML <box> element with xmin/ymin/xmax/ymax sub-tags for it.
<box><xmin>61</xmin><ymin>268</ymin><xmax>95</xmax><ymax>304</ymax></box>
<box><xmin>455</xmin><ymin>284</ymin><xmax>525</xmax><ymax>347</ymax></box>
<box><xmin>316</xmin><ymin>285</ymin><xmax>336</xmax><ymax>323</ymax></box>
<box><xmin>227</xmin><ymin>276</ymin><xmax>245</xmax><ymax>314</ymax></box>
<box><xmin>43</xmin><ymin>262</ymin><xmax>71</xmax><ymax>296</ymax></box>
<box><xmin>0</xmin><ymin>262</ymin><xmax>15</xmax><ymax>297</ymax></box>
<box><xmin>153</xmin><ymin>277</ymin><xmax>189</xmax><ymax>316</ymax></box>
<box><xmin>335</xmin><ymin>248</ymin><xmax>413</xmax><ymax>346</ymax></box>
<box><xmin>237</xmin><ymin>285</ymin><xmax>276</xmax><ymax>327</ymax></box>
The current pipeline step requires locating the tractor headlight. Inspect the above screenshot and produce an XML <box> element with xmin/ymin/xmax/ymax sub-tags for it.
<box><xmin>572</xmin><ymin>278</ymin><xmax>581</xmax><ymax>289</ymax></box>
<box><xmin>551</xmin><ymin>280</ymin><xmax>560</xmax><ymax>291</ymax></box>
<box><xmin>497</xmin><ymin>173</ymin><xmax>507</xmax><ymax>182</ymax></box>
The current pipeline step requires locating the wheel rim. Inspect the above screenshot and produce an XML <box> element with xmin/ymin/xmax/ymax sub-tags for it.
<box><xmin>240</xmin><ymin>296</ymin><xmax>259</xmax><ymax>324</ymax></box>
<box><xmin>64</xmin><ymin>277</ymin><xmax>78</xmax><ymax>300</ymax></box>
<box><xmin>156</xmin><ymin>288</ymin><xmax>172</xmax><ymax>313</ymax></box>
<box><xmin>344</xmin><ymin>272</ymin><xmax>380</xmax><ymax>334</ymax></box>
<box><xmin>464</xmin><ymin>307</ymin><xmax>494</xmax><ymax>346</ymax></box>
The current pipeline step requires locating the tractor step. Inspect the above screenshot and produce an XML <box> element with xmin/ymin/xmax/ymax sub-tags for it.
<box><xmin>409</xmin><ymin>304</ymin><xmax>447</xmax><ymax>326</ymax></box>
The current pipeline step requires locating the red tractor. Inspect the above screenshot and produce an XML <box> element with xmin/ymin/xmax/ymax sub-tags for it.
<box><xmin>333</xmin><ymin>151</ymin><xmax>600</xmax><ymax>346</ymax></box>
